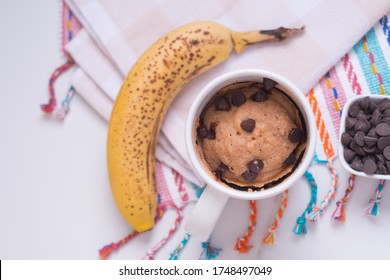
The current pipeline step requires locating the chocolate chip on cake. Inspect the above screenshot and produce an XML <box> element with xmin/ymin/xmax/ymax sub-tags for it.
<box><xmin>208</xmin><ymin>122</ymin><xmax>217</xmax><ymax>139</ymax></box>
<box><xmin>231</xmin><ymin>90</ymin><xmax>246</xmax><ymax>107</ymax></box>
<box><xmin>288</xmin><ymin>128</ymin><xmax>303</xmax><ymax>143</ymax></box>
<box><xmin>247</xmin><ymin>159</ymin><xmax>264</xmax><ymax>173</ymax></box>
<box><xmin>283</xmin><ymin>153</ymin><xmax>296</xmax><ymax>166</ymax></box>
<box><xmin>197</xmin><ymin>124</ymin><xmax>208</xmax><ymax>139</ymax></box>
<box><xmin>240</xmin><ymin>119</ymin><xmax>256</xmax><ymax>133</ymax></box>
<box><xmin>215</xmin><ymin>96</ymin><xmax>231</xmax><ymax>111</ymax></box>
<box><xmin>263</xmin><ymin>78</ymin><xmax>277</xmax><ymax>91</ymax></box>
<box><xmin>241</xmin><ymin>170</ymin><xmax>258</xmax><ymax>182</ymax></box>
<box><xmin>213</xmin><ymin>162</ymin><xmax>229</xmax><ymax>180</ymax></box>
<box><xmin>251</xmin><ymin>89</ymin><xmax>269</xmax><ymax>102</ymax></box>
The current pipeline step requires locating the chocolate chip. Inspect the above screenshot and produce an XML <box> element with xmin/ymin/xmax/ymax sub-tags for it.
<box><xmin>375</xmin><ymin>154</ymin><xmax>386</xmax><ymax>165</ymax></box>
<box><xmin>370</xmin><ymin>109</ymin><xmax>382</xmax><ymax>126</ymax></box>
<box><xmin>354</xmin><ymin>118</ymin><xmax>370</xmax><ymax>133</ymax></box>
<box><xmin>369</xmin><ymin>101</ymin><xmax>378</xmax><ymax>113</ymax></box>
<box><xmin>353</xmin><ymin>131</ymin><xmax>365</xmax><ymax>146</ymax></box>
<box><xmin>384</xmin><ymin>146</ymin><xmax>390</xmax><ymax>160</ymax></box>
<box><xmin>283</xmin><ymin>153</ymin><xmax>296</xmax><ymax>166</ymax></box>
<box><xmin>344</xmin><ymin>148</ymin><xmax>356</xmax><ymax>163</ymax></box>
<box><xmin>350</xmin><ymin>160</ymin><xmax>364</xmax><ymax>171</ymax></box>
<box><xmin>208</xmin><ymin>122</ymin><xmax>217</xmax><ymax>139</ymax></box>
<box><xmin>216</xmin><ymin>162</ymin><xmax>229</xmax><ymax>173</ymax></box>
<box><xmin>363</xmin><ymin>158</ymin><xmax>377</xmax><ymax>175</ymax></box>
<box><xmin>341</xmin><ymin>132</ymin><xmax>352</xmax><ymax>146</ymax></box>
<box><xmin>363</xmin><ymin>136</ymin><xmax>378</xmax><ymax>147</ymax></box>
<box><xmin>242</xmin><ymin>170</ymin><xmax>258</xmax><ymax>182</ymax></box>
<box><xmin>360</xmin><ymin>96</ymin><xmax>370</xmax><ymax>112</ymax></box>
<box><xmin>377</xmin><ymin>162</ymin><xmax>388</xmax><ymax>174</ymax></box>
<box><xmin>381</xmin><ymin>117</ymin><xmax>390</xmax><ymax>125</ymax></box>
<box><xmin>213</xmin><ymin>162</ymin><xmax>229</xmax><ymax>180</ymax></box>
<box><xmin>357</xmin><ymin>111</ymin><xmax>370</xmax><ymax>120</ymax></box>
<box><xmin>346</xmin><ymin>129</ymin><xmax>356</xmax><ymax>137</ymax></box>
<box><xmin>247</xmin><ymin>159</ymin><xmax>264</xmax><ymax>173</ymax></box>
<box><xmin>197</xmin><ymin>124</ymin><xmax>208</xmax><ymax>139</ymax></box>
<box><xmin>367</xmin><ymin>128</ymin><xmax>377</xmax><ymax>137</ymax></box>
<box><xmin>376</xmin><ymin>123</ymin><xmax>390</xmax><ymax>136</ymax></box>
<box><xmin>263</xmin><ymin>78</ymin><xmax>277</xmax><ymax>91</ymax></box>
<box><xmin>383</xmin><ymin>109</ymin><xmax>390</xmax><ymax>118</ymax></box>
<box><xmin>231</xmin><ymin>90</ymin><xmax>246</xmax><ymax>107</ymax></box>
<box><xmin>251</xmin><ymin>89</ymin><xmax>269</xmax><ymax>102</ymax></box>
<box><xmin>345</xmin><ymin>117</ymin><xmax>357</xmax><ymax>130</ymax></box>
<box><xmin>348</xmin><ymin>102</ymin><xmax>361</xmax><ymax>117</ymax></box>
<box><xmin>215</xmin><ymin>96</ymin><xmax>231</xmax><ymax>111</ymax></box>
<box><xmin>355</xmin><ymin>146</ymin><xmax>367</xmax><ymax>156</ymax></box>
<box><xmin>288</xmin><ymin>128</ymin><xmax>303</xmax><ymax>143</ymax></box>
<box><xmin>377</xmin><ymin>136</ymin><xmax>390</xmax><ymax>150</ymax></box>
<box><xmin>363</xmin><ymin>155</ymin><xmax>376</xmax><ymax>164</ymax></box>
<box><xmin>380</xmin><ymin>98</ymin><xmax>390</xmax><ymax>111</ymax></box>
<box><xmin>349</xmin><ymin>140</ymin><xmax>358</xmax><ymax>151</ymax></box>
<box><xmin>386</xmin><ymin>161</ymin><xmax>390</xmax><ymax>173</ymax></box>
<box><xmin>363</xmin><ymin>145</ymin><xmax>376</xmax><ymax>154</ymax></box>
<box><xmin>241</xmin><ymin>119</ymin><xmax>256</xmax><ymax>133</ymax></box>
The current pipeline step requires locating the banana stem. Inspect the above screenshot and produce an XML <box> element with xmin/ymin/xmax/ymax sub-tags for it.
<box><xmin>231</xmin><ymin>26</ymin><xmax>304</xmax><ymax>54</ymax></box>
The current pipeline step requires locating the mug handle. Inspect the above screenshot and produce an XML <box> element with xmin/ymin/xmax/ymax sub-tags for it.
<box><xmin>184</xmin><ymin>185</ymin><xmax>229</xmax><ymax>241</ymax></box>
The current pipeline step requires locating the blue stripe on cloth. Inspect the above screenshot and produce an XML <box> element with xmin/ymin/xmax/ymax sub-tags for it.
<box><xmin>353</xmin><ymin>28</ymin><xmax>390</xmax><ymax>95</ymax></box>
<box><xmin>380</xmin><ymin>15</ymin><xmax>390</xmax><ymax>45</ymax></box>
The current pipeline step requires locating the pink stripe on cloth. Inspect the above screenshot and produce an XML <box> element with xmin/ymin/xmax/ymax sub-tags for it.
<box><xmin>172</xmin><ymin>168</ymin><xmax>189</xmax><ymax>204</ymax></box>
<box><xmin>319</xmin><ymin>68</ymin><xmax>348</xmax><ymax>137</ymax></box>
<box><xmin>155</xmin><ymin>161</ymin><xmax>175</xmax><ymax>209</ymax></box>
<box><xmin>342</xmin><ymin>54</ymin><xmax>362</xmax><ymax>96</ymax></box>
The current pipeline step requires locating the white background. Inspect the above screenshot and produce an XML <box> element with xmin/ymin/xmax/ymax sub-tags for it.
<box><xmin>1</xmin><ymin>0</ymin><xmax>390</xmax><ymax>260</ymax></box>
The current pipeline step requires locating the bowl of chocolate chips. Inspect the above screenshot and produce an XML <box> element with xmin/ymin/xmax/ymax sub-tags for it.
<box><xmin>340</xmin><ymin>95</ymin><xmax>390</xmax><ymax>179</ymax></box>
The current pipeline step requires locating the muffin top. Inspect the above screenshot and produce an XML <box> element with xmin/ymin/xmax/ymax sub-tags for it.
<box><xmin>195</xmin><ymin>81</ymin><xmax>306</xmax><ymax>190</ymax></box>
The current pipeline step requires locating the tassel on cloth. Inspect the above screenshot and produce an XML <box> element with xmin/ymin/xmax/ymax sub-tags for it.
<box><xmin>143</xmin><ymin>205</ymin><xmax>183</xmax><ymax>260</ymax></box>
<box><xmin>307</xmin><ymin>159</ymin><xmax>339</xmax><ymax>222</ymax></box>
<box><xmin>98</xmin><ymin>205</ymin><xmax>164</xmax><ymax>259</ymax></box>
<box><xmin>234</xmin><ymin>200</ymin><xmax>257</xmax><ymax>253</ymax></box>
<box><xmin>292</xmin><ymin>170</ymin><xmax>318</xmax><ymax>235</ymax></box>
<box><xmin>263</xmin><ymin>190</ymin><xmax>288</xmax><ymax>245</ymax></box>
<box><xmin>331</xmin><ymin>174</ymin><xmax>356</xmax><ymax>222</ymax></box>
<box><xmin>55</xmin><ymin>85</ymin><xmax>76</xmax><ymax>120</ymax></box>
<box><xmin>99</xmin><ymin>231</ymin><xmax>140</xmax><ymax>260</ymax></box>
<box><xmin>200</xmin><ymin>240</ymin><xmax>222</xmax><ymax>260</ymax></box>
<box><xmin>41</xmin><ymin>55</ymin><xmax>75</xmax><ymax>114</ymax></box>
<box><xmin>366</xmin><ymin>180</ymin><xmax>385</xmax><ymax>217</ymax></box>
<box><xmin>169</xmin><ymin>233</ymin><xmax>191</xmax><ymax>260</ymax></box>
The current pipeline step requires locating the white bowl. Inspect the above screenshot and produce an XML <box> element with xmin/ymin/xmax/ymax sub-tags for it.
<box><xmin>339</xmin><ymin>95</ymin><xmax>390</xmax><ymax>179</ymax></box>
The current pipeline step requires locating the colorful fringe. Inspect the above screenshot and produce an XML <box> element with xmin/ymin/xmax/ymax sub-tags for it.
<box><xmin>263</xmin><ymin>190</ymin><xmax>288</xmax><ymax>245</ymax></box>
<box><xmin>366</xmin><ymin>180</ymin><xmax>385</xmax><ymax>217</ymax></box>
<box><xmin>169</xmin><ymin>233</ymin><xmax>191</xmax><ymax>260</ymax></box>
<box><xmin>292</xmin><ymin>170</ymin><xmax>318</xmax><ymax>235</ymax></box>
<box><xmin>199</xmin><ymin>240</ymin><xmax>222</xmax><ymax>260</ymax></box>
<box><xmin>234</xmin><ymin>200</ymin><xmax>257</xmax><ymax>253</ymax></box>
<box><xmin>307</xmin><ymin>160</ymin><xmax>339</xmax><ymax>222</ymax></box>
<box><xmin>41</xmin><ymin>1</ymin><xmax>81</xmax><ymax>118</ymax></box>
<box><xmin>99</xmin><ymin>230</ymin><xmax>140</xmax><ymax>260</ymax></box>
<box><xmin>331</xmin><ymin>174</ymin><xmax>356</xmax><ymax>222</ymax></box>
<box><xmin>143</xmin><ymin>205</ymin><xmax>183</xmax><ymax>260</ymax></box>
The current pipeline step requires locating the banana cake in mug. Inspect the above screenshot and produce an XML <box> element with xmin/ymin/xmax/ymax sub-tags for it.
<box><xmin>194</xmin><ymin>79</ymin><xmax>307</xmax><ymax>192</ymax></box>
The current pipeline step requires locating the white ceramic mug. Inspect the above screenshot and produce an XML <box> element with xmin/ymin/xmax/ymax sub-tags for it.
<box><xmin>184</xmin><ymin>69</ymin><xmax>317</xmax><ymax>241</ymax></box>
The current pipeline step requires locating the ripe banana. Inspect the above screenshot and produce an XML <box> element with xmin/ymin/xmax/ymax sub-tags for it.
<box><xmin>107</xmin><ymin>21</ymin><xmax>303</xmax><ymax>232</ymax></box>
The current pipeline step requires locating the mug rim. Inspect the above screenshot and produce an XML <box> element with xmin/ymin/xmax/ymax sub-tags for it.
<box><xmin>185</xmin><ymin>69</ymin><xmax>316</xmax><ymax>200</ymax></box>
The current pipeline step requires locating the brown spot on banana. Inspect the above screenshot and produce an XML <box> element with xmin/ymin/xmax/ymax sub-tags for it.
<box><xmin>107</xmin><ymin>21</ymin><xmax>303</xmax><ymax>233</ymax></box>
